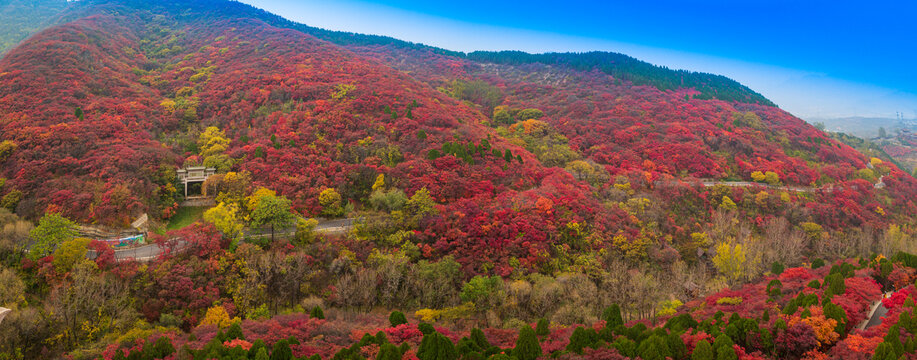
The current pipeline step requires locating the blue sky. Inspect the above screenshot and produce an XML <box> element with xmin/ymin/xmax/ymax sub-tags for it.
<box><xmin>237</xmin><ymin>0</ymin><xmax>917</xmax><ymax>120</ymax></box>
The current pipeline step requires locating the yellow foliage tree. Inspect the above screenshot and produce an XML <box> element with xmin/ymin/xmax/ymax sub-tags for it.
<box><xmin>719</xmin><ymin>196</ymin><xmax>738</xmax><ymax>211</ymax></box>
<box><xmin>198</xmin><ymin>126</ymin><xmax>230</xmax><ymax>157</ymax></box>
<box><xmin>204</xmin><ymin>202</ymin><xmax>244</xmax><ymax>239</ymax></box>
<box><xmin>246</xmin><ymin>187</ymin><xmax>277</xmax><ymax>213</ymax></box>
<box><xmin>751</xmin><ymin>171</ymin><xmax>766</xmax><ymax>182</ymax></box>
<box><xmin>52</xmin><ymin>237</ymin><xmax>92</xmax><ymax>274</ymax></box>
<box><xmin>372</xmin><ymin>174</ymin><xmax>385</xmax><ymax>192</ymax></box>
<box><xmin>200</xmin><ymin>305</ymin><xmax>239</xmax><ymax>328</ymax></box>
<box><xmin>613</xmin><ymin>233</ymin><xmax>649</xmax><ymax>261</ymax></box>
<box><xmin>712</xmin><ymin>242</ymin><xmax>746</xmax><ymax>283</ymax></box>
<box><xmin>755</xmin><ymin>191</ymin><xmax>770</xmax><ymax>208</ymax></box>
<box><xmin>318</xmin><ymin>188</ymin><xmax>344</xmax><ymax>217</ymax></box>
<box><xmin>764</xmin><ymin>171</ymin><xmax>780</xmax><ymax>185</ymax></box>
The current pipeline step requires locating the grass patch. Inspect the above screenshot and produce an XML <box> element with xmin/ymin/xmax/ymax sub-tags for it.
<box><xmin>167</xmin><ymin>206</ymin><xmax>207</xmax><ymax>230</ymax></box>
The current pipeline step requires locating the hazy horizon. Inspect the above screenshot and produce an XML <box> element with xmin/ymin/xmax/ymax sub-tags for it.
<box><xmin>236</xmin><ymin>0</ymin><xmax>917</xmax><ymax>121</ymax></box>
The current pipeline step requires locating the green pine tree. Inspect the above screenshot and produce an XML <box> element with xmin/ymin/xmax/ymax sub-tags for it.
<box><xmin>253</xmin><ymin>347</ymin><xmax>269</xmax><ymax>360</ymax></box>
<box><xmin>691</xmin><ymin>340</ymin><xmax>714</xmax><ymax>360</ymax></box>
<box><xmin>470</xmin><ymin>328</ymin><xmax>490</xmax><ymax>349</ymax></box>
<box><xmin>225</xmin><ymin>322</ymin><xmax>244</xmax><ymax>340</ymax></box>
<box><xmin>603</xmin><ymin>304</ymin><xmax>624</xmax><ymax>329</ymax></box>
<box><xmin>513</xmin><ymin>326</ymin><xmax>542</xmax><ymax>360</ymax></box>
<box><xmin>637</xmin><ymin>335</ymin><xmax>671</xmax><ymax>360</ymax></box>
<box><xmin>270</xmin><ymin>339</ymin><xmax>293</xmax><ymax>360</ymax></box>
<box><xmin>566</xmin><ymin>326</ymin><xmax>590</xmax><ymax>354</ymax></box>
<box><xmin>389</xmin><ymin>311</ymin><xmax>408</xmax><ymax>327</ymax></box>
<box><xmin>535</xmin><ymin>318</ymin><xmax>550</xmax><ymax>336</ymax></box>
<box><xmin>377</xmin><ymin>343</ymin><xmax>402</xmax><ymax>360</ymax></box>
<box><xmin>310</xmin><ymin>306</ymin><xmax>325</xmax><ymax>320</ymax></box>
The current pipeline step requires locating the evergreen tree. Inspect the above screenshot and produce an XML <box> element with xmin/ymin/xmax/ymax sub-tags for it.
<box><xmin>603</xmin><ymin>304</ymin><xmax>624</xmax><ymax>329</ymax></box>
<box><xmin>713</xmin><ymin>334</ymin><xmax>737</xmax><ymax>360</ymax></box>
<box><xmin>248</xmin><ymin>340</ymin><xmax>267</xmax><ymax>360</ymax></box>
<box><xmin>270</xmin><ymin>339</ymin><xmax>293</xmax><ymax>360</ymax></box>
<box><xmin>377</xmin><ymin>343</ymin><xmax>402</xmax><ymax>360</ymax></box>
<box><xmin>418</xmin><ymin>322</ymin><xmax>435</xmax><ymax>335</ymax></box>
<box><xmin>253</xmin><ymin>348</ymin><xmax>269</xmax><ymax>360</ymax></box>
<box><xmin>225</xmin><ymin>322</ymin><xmax>244</xmax><ymax>340</ymax></box>
<box><xmin>389</xmin><ymin>311</ymin><xmax>408</xmax><ymax>327</ymax></box>
<box><xmin>310</xmin><ymin>306</ymin><xmax>325</xmax><ymax>319</ymax></box>
<box><xmin>872</xmin><ymin>342</ymin><xmax>894</xmax><ymax>360</ymax></box>
<box><xmin>470</xmin><ymin>328</ymin><xmax>491</xmax><ymax>349</ymax></box>
<box><xmin>883</xmin><ymin>325</ymin><xmax>904</xmax><ymax>357</ymax></box>
<box><xmin>667</xmin><ymin>332</ymin><xmax>687</xmax><ymax>359</ymax></box>
<box><xmin>513</xmin><ymin>326</ymin><xmax>541</xmax><ymax>360</ymax></box>
<box><xmin>535</xmin><ymin>318</ymin><xmax>550</xmax><ymax>336</ymax></box>
<box><xmin>612</xmin><ymin>337</ymin><xmax>637</xmax><ymax>358</ymax></box>
<box><xmin>823</xmin><ymin>301</ymin><xmax>847</xmax><ymax>335</ymax></box>
<box><xmin>770</xmin><ymin>261</ymin><xmax>784</xmax><ymax>275</ymax></box>
<box><xmin>637</xmin><ymin>335</ymin><xmax>671</xmax><ymax>360</ymax></box>
<box><xmin>566</xmin><ymin>326</ymin><xmax>591</xmax><ymax>354</ymax></box>
<box><xmin>692</xmin><ymin>340</ymin><xmax>714</xmax><ymax>360</ymax></box>
<box><xmin>150</xmin><ymin>336</ymin><xmax>176</xmax><ymax>359</ymax></box>
<box><xmin>417</xmin><ymin>332</ymin><xmax>458</xmax><ymax>360</ymax></box>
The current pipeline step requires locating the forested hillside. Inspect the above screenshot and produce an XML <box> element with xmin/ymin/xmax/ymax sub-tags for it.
<box><xmin>1</xmin><ymin>1</ymin><xmax>916</xmax><ymax>359</ymax></box>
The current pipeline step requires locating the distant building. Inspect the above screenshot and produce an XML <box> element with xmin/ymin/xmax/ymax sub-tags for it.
<box><xmin>176</xmin><ymin>166</ymin><xmax>216</xmax><ymax>197</ymax></box>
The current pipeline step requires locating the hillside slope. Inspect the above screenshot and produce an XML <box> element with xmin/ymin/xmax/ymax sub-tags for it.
<box><xmin>0</xmin><ymin>0</ymin><xmax>915</xmax><ymax>268</ymax></box>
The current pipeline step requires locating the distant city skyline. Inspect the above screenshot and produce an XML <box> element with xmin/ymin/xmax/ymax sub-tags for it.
<box><xmin>237</xmin><ymin>0</ymin><xmax>917</xmax><ymax>120</ymax></box>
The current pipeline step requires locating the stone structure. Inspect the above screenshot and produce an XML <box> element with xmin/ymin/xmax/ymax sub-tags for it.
<box><xmin>176</xmin><ymin>166</ymin><xmax>216</xmax><ymax>197</ymax></box>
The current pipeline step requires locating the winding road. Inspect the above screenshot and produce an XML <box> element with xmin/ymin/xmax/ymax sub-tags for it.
<box><xmin>654</xmin><ymin>177</ymin><xmax>884</xmax><ymax>193</ymax></box>
<box><xmin>89</xmin><ymin>218</ymin><xmax>355</xmax><ymax>263</ymax></box>
<box><xmin>858</xmin><ymin>291</ymin><xmax>894</xmax><ymax>330</ymax></box>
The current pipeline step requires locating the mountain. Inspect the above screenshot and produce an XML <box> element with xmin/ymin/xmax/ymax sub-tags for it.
<box><xmin>809</xmin><ymin>116</ymin><xmax>909</xmax><ymax>139</ymax></box>
<box><xmin>1</xmin><ymin>0</ymin><xmax>915</xmax><ymax>258</ymax></box>
<box><xmin>2</xmin><ymin>1</ymin><xmax>917</xmax><ymax>358</ymax></box>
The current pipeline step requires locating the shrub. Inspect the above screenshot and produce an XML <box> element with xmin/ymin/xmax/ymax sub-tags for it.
<box><xmin>715</xmin><ymin>297</ymin><xmax>743</xmax><ymax>305</ymax></box>
<box><xmin>811</xmin><ymin>258</ymin><xmax>825</xmax><ymax>269</ymax></box>
<box><xmin>389</xmin><ymin>311</ymin><xmax>408</xmax><ymax>327</ymax></box>
<box><xmin>310</xmin><ymin>306</ymin><xmax>325</xmax><ymax>320</ymax></box>
<box><xmin>767</xmin><ymin>279</ymin><xmax>783</xmax><ymax>297</ymax></box>
<box><xmin>807</xmin><ymin>280</ymin><xmax>822</xmax><ymax>289</ymax></box>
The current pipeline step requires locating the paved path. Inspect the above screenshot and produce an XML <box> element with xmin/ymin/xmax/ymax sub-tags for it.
<box><xmin>243</xmin><ymin>218</ymin><xmax>355</xmax><ymax>239</ymax></box>
<box><xmin>653</xmin><ymin>179</ymin><xmax>880</xmax><ymax>193</ymax></box>
<box><xmin>858</xmin><ymin>291</ymin><xmax>894</xmax><ymax>330</ymax></box>
<box><xmin>89</xmin><ymin>218</ymin><xmax>356</xmax><ymax>263</ymax></box>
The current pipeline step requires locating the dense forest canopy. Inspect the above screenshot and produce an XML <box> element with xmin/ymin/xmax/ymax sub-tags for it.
<box><xmin>0</xmin><ymin>1</ymin><xmax>916</xmax><ymax>359</ymax></box>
